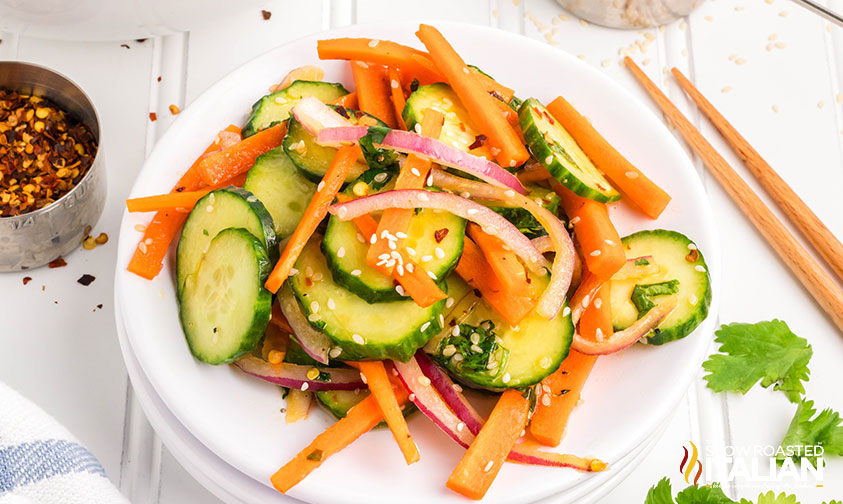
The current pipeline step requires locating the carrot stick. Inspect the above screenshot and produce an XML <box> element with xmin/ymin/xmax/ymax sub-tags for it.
<box><xmin>447</xmin><ymin>389</ymin><xmax>530</xmax><ymax>500</ymax></box>
<box><xmin>265</xmin><ymin>145</ymin><xmax>361</xmax><ymax>293</ymax></box>
<box><xmin>271</xmin><ymin>385</ymin><xmax>410</xmax><ymax>493</ymax></box>
<box><xmin>126</xmin><ymin>172</ymin><xmax>247</xmax><ymax>212</ymax></box>
<box><xmin>416</xmin><ymin>24</ymin><xmax>528</xmax><ymax>169</ymax></box>
<box><xmin>578</xmin><ymin>281</ymin><xmax>613</xmax><ymax>341</ymax></box>
<box><xmin>330</xmin><ymin>92</ymin><xmax>358</xmax><ymax>109</ymax></box>
<box><xmin>547</xmin><ymin>96</ymin><xmax>671</xmax><ymax>219</ymax></box>
<box><xmin>351</xmin><ymin>61</ymin><xmax>399</xmax><ymax>128</ymax></box>
<box><xmin>126</xmin><ymin>125</ymin><xmax>240</xmax><ymax>280</ymax></box>
<box><xmin>467</xmin><ymin>223</ymin><xmax>531</xmax><ymax>297</ymax></box>
<box><xmin>198</xmin><ymin>122</ymin><xmax>287</xmax><ymax>186</ymax></box>
<box><xmin>387</xmin><ymin>67</ymin><xmax>408</xmax><ymax>130</ymax></box>
<box><xmin>455</xmin><ymin>237</ymin><xmax>535</xmax><ymax>326</ymax></box>
<box><xmin>366</xmin><ymin>109</ymin><xmax>445</xmax><ymax>273</ymax></box>
<box><xmin>553</xmin><ymin>182</ymin><xmax>625</xmax><ymax>281</ymax></box>
<box><xmin>357</xmin><ymin>361</ymin><xmax>420</xmax><ymax>464</ymax></box>
<box><xmin>517</xmin><ymin>168</ymin><xmax>551</xmax><ymax>184</ymax></box>
<box><xmin>530</xmin><ymin>349</ymin><xmax>598</xmax><ymax>447</ymax></box>
<box><xmin>569</xmin><ymin>271</ymin><xmax>601</xmax><ymax>324</ymax></box>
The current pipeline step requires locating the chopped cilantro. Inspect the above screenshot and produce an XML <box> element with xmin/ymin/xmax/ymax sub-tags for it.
<box><xmin>359</xmin><ymin>126</ymin><xmax>400</xmax><ymax>173</ymax></box>
<box><xmin>635</xmin><ymin>257</ymin><xmax>651</xmax><ymax>266</ymax></box>
<box><xmin>438</xmin><ymin>320</ymin><xmax>509</xmax><ymax>379</ymax></box>
<box><xmin>631</xmin><ymin>280</ymin><xmax>680</xmax><ymax>318</ymax></box>
<box><xmin>776</xmin><ymin>399</ymin><xmax>843</xmax><ymax>465</ymax></box>
<box><xmin>644</xmin><ymin>478</ymin><xmax>801</xmax><ymax>504</ymax></box>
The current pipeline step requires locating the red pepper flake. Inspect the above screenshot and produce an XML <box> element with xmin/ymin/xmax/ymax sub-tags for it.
<box><xmin>685</xmin><ymin>249</ymin><xmax>699</xmax><ymax>262</ymax></box>
<box><xmin>97</xmin><ymin>303</ymin><xmax>103</xmax><ymax>309</ymax></box>
<box><xmin>169</xmin><ymin>104</ymin><xmax>180</xmax><ymax>115</ymax></box>
<box><xmin>434</xmin><ymin>228</ymin><xmax>449</xmax><ymax>243</ymax></box>
<box><xmin>77</xmin><ymin>274</ymin><xmax>96</xmax><ymax>286</ymax></box>
<box><xmin>489</xmin><ymin>90</ymin><xmax>506</xmax><ymax>102</ymax></box>
<box><xmin>305</xmin><ymin>277</ymin><xmax>313</xmax><ymax>287</ymax></box>
<box><xmin>120</xmin><ymin>43</ymin><xmax>130</xmax><ymax>49</ymax></box>
<box><xmin>335</xmin><ymin>105</ymin><xmax>349</xmax><ymax>119</ymax></box>
<box><xmin>261</xmin><ymin>9</ymin><xmax>272</xmax><ymax>20</ymax></box>
<box><xmin>149</xmin><ymin>112</ymin><xmax>157</xmax><ymax>122</ymax></box>
<box><xmin>468</xmin><ymin>134</ymin><xmax>486</xmax><ymax>150</ymax></box>
<box><xmin>48</xmin><ymin>257</ymin><xmax>67</xmax><ymax>268</ymax></box>
<box><xmin>473</xmin><ymin>288</ymin><xmax>483</xmax><ymax>298</ymax></box>
<box><xmin>157</xmin><ymin>76</ymin><xmax>162</xmax><ymax>82</ymax></box>
<box><xmin>22</xmin><ymin>276</ymin><xmax>32</xmax><ymax>285</ymax></box>
<box><xmin>174</xmin><ymin>186</ymin><xmax>186</xmax><ymax>192</ymax></box>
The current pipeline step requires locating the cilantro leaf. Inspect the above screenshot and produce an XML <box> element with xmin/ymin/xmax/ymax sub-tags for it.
<box><xmin>675</xmin><ymin>485</ymin><xmax>735</xmax><ymax>504</ymax></box>
<box><xmin>358</xmin><ymin>126</ymin><xmax>400</xmax><ymax>173</ymax></box>
<box><xmin>777</xmin><ymin>399</ymin><xmax>843</xmax><ymax>464</ymax></box>
<box><xmin>752</xmin><ymin>492</ymin><xmax>798</xmax><ymax>504</ymax></box>
<box><xmin>644</xmin><ymin>478</ymin><xmax>675</xmax><ymax>504</ymax></box>
<box><xmin>702</xmin><ymin>320</ymin><xmax>812</xmax><ymax>403</ymax></box>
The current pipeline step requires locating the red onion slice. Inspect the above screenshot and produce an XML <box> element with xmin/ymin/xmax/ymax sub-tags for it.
<box><xmin>572</xmin><ymin>296</ymin><xmax>679</xmax><ymax>355</ymax></box>
<box><xmin>509</xmin><ymin>441</ymin><xmax>605</xmax><ymax>471</ymax></box>
<box><xmin>329</xmin><ymin>190</ymin><xmax>549</xmax><ymax>273</ymax></box>
<box><xmin>290</xmin><ymin>96</ymin><xmax>353</xmax><ymax>135</ymax></box>
<box><xmin>314</xmin><ymin>125</ymin><xmax>526</xmax><ymax>194</ymax></box>
<box><xmin>392</xmin><ymin>357</ymin><xmax>475</xmax><ymax>447</ymax></box>
<box><xmin>234</xmin><ymin>356</ymin><xmax>364</xmax><ymax>391</ymax></box>
<box><xmin>277</xmin><ymin>285</ymin><xmax>333</xmax><ymax>365</ymax></box>
<box><xmin>414</xmin><ymin>352</ymin><xmax>485</xmax><ymax>436</ymax></box>
<box><xmin>430</xmin><ymin>169</ymin><xmax>575</xmax><ymax>320</ymax></box>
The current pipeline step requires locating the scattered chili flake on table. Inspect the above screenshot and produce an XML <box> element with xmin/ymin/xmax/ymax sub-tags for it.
<box><xmin>149</xmin><ymin>112</ymin><xmax>157</xmax><ymax>122</ymax></box>
<box><xmin>22</xmin><ymin>276</ymin><xmax>31</xmax><ymax>285</ymax></box>
<box><xmin>77</xmin><ymin>274</ymin><xmax>96</xmax><ymax>286</ymax></box>
<box><xmin>261</xmin><ymin>9</ymin><xmax>272</xmax><ymax>20</ymax></box>
<box><xmin>48</xmin><ymin>257</ymin><xmax>67</xmax><ymax>268</ymax></box>
<box><xmin>0</xmin><ymin>89</ymin><xmax>98</xmax><ymax>217</ymax></box>
<box><xmin>169</xmin><ymin>104</ymin><xmax>180</xmax><ymax>115</ymax></box>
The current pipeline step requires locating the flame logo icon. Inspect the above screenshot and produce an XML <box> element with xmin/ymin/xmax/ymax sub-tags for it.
<box><xmin>679</xmin><ymin>441</ymin><xmax>703</xmax><ymax>485</ymax></box>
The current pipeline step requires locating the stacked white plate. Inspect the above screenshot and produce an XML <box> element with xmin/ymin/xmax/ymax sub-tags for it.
<box><xmin>115</xmin><ymin>21</ymin><xmax>720</xmax><ymax>504</ymax></box>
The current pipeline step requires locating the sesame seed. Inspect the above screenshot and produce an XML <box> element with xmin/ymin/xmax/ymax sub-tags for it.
<box><xmin>406</xmin><ymin>263</ymin><xmax>414</xmax><ymax>273</ymax></box>
<box><xmin>391</xmin><ymin>79</ymin><xmax>399</xmax><ymax>89</ymax></box>
<box><xmin>457</xmin><ymin>422</ymin><xmax>465</xmax><ymax>432</ymax></box>
<box><xmin>360</xmin><ymin>372</ymin><xmax>368</xmax><ymax>384</ymax></box>
<box><xmin>446</xmin><ymin>297</ymin><xmax>455</xmax><ymax>308</ymax></box>
<box><xmin>470</xmin><ymin>344</ymin><xmax>483</xmax><ymax>353</ymax></box>
<box><xmin>396</xmin><ymin>264</ymin><xmax>404</xmax><ymax>276</ymax></box>
<box><xmin>590</xmin><ymin>250</ymin><xmax>602</xmax><ymax>257</ymax></box>
<box><xmin>439</xmin><ymin>314</ymin><xmax>445</xmax><ymax>327</ymax></box>
<box><xmin>544</xmin><ymin>155</ymin><xmax>553</xmax><ymax>164</ymax></box>
<box><xmin>396</xmin><ymin>285</ymin><xmax>407</xmax><ymax>296</ymax></box>
<box><xmin>138</xmin><ymin>242</ymin><xmax>147</xmax><ymax>254</ymax></box>
<box><xmin>562</xmin><ymin>306</ymin><xmax>571</xmax><ymax>317</ymax></box>
<box><xmin>467</xmin><ymin>208</ymin><xmax>478</xmax><ymax>216</ymax></box>
<box><xmin>570</xmin><ymin>216</ymin><xmax>581</xmax><ymax>225</ymax></box>
<box><xmin>722</xmin><ymin>86</ymin><xmax>733</xmax><ymax>93</ymax></box>
<box><xmin>337</xmin><ymin>246</ymin><xmax>345</xmax><ymax>258</ymax></box>
<box><xmin>460</xmin><ymin>191</ymin><xmax>471</xmax><ymax>199</ymax></box>
<box><xmin>452</xmin><ymin>326</ymin><xmax>460</xmax><ymax>336</ymax></box>
<box><xmin>582</xmin><ymin>294</ymin><xmax>590</xmax><ymax>309</ymax></box>
<box><xmin>422</xmin><ymin>255</ymin><xmax>433</xmax><ymax>263</ymax></box>
<box><xmin>374</xmin><ymin>172</ymin><xmax>388</xmax><ymax>183</ymax></box>
<box><xmin>370</xmin><ymin>234</ymin><xmax>378</xmax><ymax>244</ymax></box>
<box><xmin>463</xmin><ymin>67</ymin><xmax>470</xmax><ymax>74</ymax></box>
<box><xmin>484</xmin><ymin>461</ymin><xmax>494</xmax><ymax>472</ymax></box>
<box><xmin>504</xmin><ymin>190</ymin><xmax>515</xmax><ymax>197</ymax></box>
<box><xmin>594</xmin><ymin>298</ymin><xmax>602</xmax><ymax>309</ymax></box>
<box><xmin>357</xmin><ymin>233</ymin><xmax>366</xmax><ymax>243</ymax></box>
<box><xmin>388</xmin><ymin>240</ymin><xmax>397</xmax><ymax>250</ymax></box>
<box><xmin>368</xmin><ymin>39</ymin><xmax>380</xmax><ymax>47</ymax></box>
<box><xmin>418</xmin><ymin>192</ymin><xmax>430</xmax><ymax>202</ymax></box>
<box><xmin>421</xmin><ymin>321</ymin><xmax>431</xmax><ymax>332</ymax></box>
<box><xmin>689</xmin><ymin>294</ymin><xmax>699</xmax><ymax>306</ymax></box>
<box><xmin>509</xmin><ymin>160</ymin><xmax>516</xmax><ymax>167</ymax></box>
<box><xmin>301</xmin><ymin>382</ymin><xmax>309</xmax><ymax>391</ymax></box>
<box><xmin>405</xmin><ymin>246</ymin><xmax>416</xmax><ymax>256</ymax></box>
<box><xmin>352</xmin><ymin>334</ymin><xmax>365</xmax><ymax>345</ymax></box>
<box><xmin>308</xmin><ymin>312</ymin><xmax>321</xmax><ymax>323</ymax></box>
<box><xmin>356</xmin><ymin>61</ymin><xmax>369</xmax><ymax>69</ymax></box>
<box><xmin>134</xmin><ymin>224</ymin><xmax>147</xmax><ymax>232</ymax></box>
<box><xmin>411</xmin><ymin>167</ymin><xmax>421</xmax><ymax>177</ymax></box>
<box><xmin>408</xmin><ymin>393</ymin><xmax>416</xmax><ymax>402</ymax></box>
<box><xmin>310</xmin><ymin>301</ymin><xmax>319</xmax><ymax>313</ymax></box>
<box><xmin>206</xmin><ymin>205</ymin><xmax>214</xmax><ymax>213</ymax></box>
<box><xmin>418</xmin><ymin>376</ymin><xmax>431</xmax><ymax>386</ymax></box>
<box><xmin>604</xmin><ymin>239</ymin><xmax>615</xmax><ymax>246</ymax></box>
<box><xmin>502</xmin><ymin>373</ymin><xmax>511</xmax><ymax>384</ymax></box>
<box><xmin>595</xmin><ymin>328</ymin><xmax>604</xmax><ymax>342</ymax></box>
<box><xmin>329</xmin><ymin>347</ymin><xmax>342</xmax><ymax>358</ymax></box>
<box><xmin>414</xmin><ymin>123</ymin><xmax>423</xmax><ymax>134</ymax></box>
<box><xmin>540</xmin><ymin>357</ymin><xmax>552</xmax><ymax>369</ymax></box>
<box><xmin>442</xmin><ymin>344</ymin><xmax>457</xmax><ymax>357</ymax></box>
<box><xmin>541</xmin><ymin>394</ymin><xmax>551</xmax><ymax>406</ymax></box>
<box><xmin>470</xmin><ymin>332</ymin><xmax>480</xmax><ymax>344</ymax></box>
<box><xmin>427</xmin><ymin>175</ymin><xmax>434</xmax><ymax>186</ymax></box>
<box><xmin>396</xmin><ymin>231</ymin><xmax>408</xmax><ymax>239</ymax></box>
<box><xmin>338</xmin><ymin>206</ymin><xmax>348</xmax><ymax>218</ymax></box>
<box><xmin>625</xmin><ymin>171</ymin><xmax>639</xmax><ymax>179</ymax></box>
<box><xmin>327</xmin><ymin>298</ymin><xmax>336</xmax><ymax>310</ymax></box>
<box><xmin>312</xmin><ymin>272</ymin><xmax>323</xmax><ymax>282</ymax></box>
<box><xmin>695</xmin><ymin>265</ymin><xmax>706</xmax><ymax>272</ymax></box>
<box><xmin>317</xmin><ymin>181</ymin><xmax>325</xmax><ymax>192</ymax></box>
<box><xmin>385</xmin><ymin>259</ymin><xmax>396</xmax><ymax>268</ymax></box>
<box><xmin>435</xmin><ymin>247</ymin><xmax>445</xmax><ymax>258</ymax></box>
<box><xmin>289</xmin><ymin>268</ymin><xmax>299</xmax><ymax>276</ymax></box>
<box><xmin>351</xmin><ymin>269</ymin><xmax>362</xmax><ymax>276</ymax></box>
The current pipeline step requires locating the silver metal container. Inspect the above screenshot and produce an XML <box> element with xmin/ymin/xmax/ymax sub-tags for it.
<box><xmin>557</xmin><ymin>0</ymin><xmax>702</xmax><ymax>29</ymax></box>
<box><xmin>0</xmin><ymin>62</ymin><xmax>105</xmax><ymax>271</ymax></box>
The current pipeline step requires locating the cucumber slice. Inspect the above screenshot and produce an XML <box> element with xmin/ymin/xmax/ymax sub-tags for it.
<box><xmin>176</xmin><ymin>187</ymin><xmax>276</xmax><ymax>291</ymax></box>
<box><xmin>322</xmin><ymin>207</ymin><xmax>466</xmax><ymax>303</ymax></box>
<box><xmin>403</xmin><ymin>83</ymin><xmax>494</xmax><ymax>159</ymax></box>
<box><xmin>179</xmin><ymin>228</ymin><xmax>272</xmax><ymax>365</ymax></box>
<box><xmin>242</xmin><ymin>80</ymin><xmax>348</xmax><ymax>138</ymax></box>
<box><xmin>431</xmin><ymin>274</ymin><xmax>573</xmax><ymax>390</ymax></box>
<box><xmin>283</xmin><ymin>108</ymin><xmax>383</xmax><ymax>183</ymax></box>
<box><xmin>243</xmin><ymin>147</ymin><xmax>316</xmax><ymax>239</ymax></box>
<box><xmin>316</xmin><ymin>389</ymin><xmax>417</xmax><ymax>422</ymax></box>
<box><xmin>519</xmin><ymin>98</ymin><xmax>620</xmax><ymax>203</ymax></box>
<box><xmin>290</xmin><ymin>236</ymin><xmax>445</xmax><ymax>362</ymax></box>
<box><xmin>610</xmin><ymin>229</ymin><xmax>712</xmax><ymax>345</ymax></box>
<box><xmin>481</xmin><ymin>184</ymin><xmax>561</xmax><ymax>239</ymax></box>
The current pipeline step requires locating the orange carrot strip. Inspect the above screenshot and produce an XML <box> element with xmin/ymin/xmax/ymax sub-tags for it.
<box><xmin>553</xmin><ymin>182</ymin><xmax>625</xmax><ymax>281</ymax></box>
<box><xmin>357</xmin><ymin>361</ymin><xmax>420</xmax><ymax>464</ymax></box>
<box><xmin>530</xmin><ymin>349</ymin><xmax>598</xmax><ymax>447</ymax></box>
<box><xmin>126</xmin><ymin>125</ymin><xmax>240</xmax><ymax>280</ymax></box>
<box><xmin>366</xmin><ymin>109</ymin><xmax>445</xmax><ymax>273</ymax></box>
<box><xmin>330</xmin><ymin>92</ymin><xmax>358</xmax><ymax>109</ymax></box>
<box><xmin>387</xmin><ymin>67</ymin><xmax>408</xmax><ymax>130</ymax></box>
<box><xmin>569</xmin><ymin>271</ymin><xmax>601</xmax><ymax>324</ymax></box>
<box><xmin>351</xmin><ymin>61</ymin><xmax>398</xmax><ymax>128</ymax></box>
<box><xmin>578</xmin><ymin>281</ymin><xmax>613</xmax><ymax>341</ymax></box>
<box><xmin>455</xmin><ymin>237</ymin><xmax>535</xmax><ymax>326</ymax></box>
<box><xmin>126</xmin><ymin>172</ymin><xmax>247</xmax><ymax>213</ymax></box>
<box><xmin>271</xmin><ymin>385</ymin><xmax>409</xmax><ymax>493</ymax></box>
<box><xmin>265</xmin><ymin>145</ymin><xmax>361</xmax><ymax>293</ymax></box>
<box><xmin>270</xmin><ymin>298</ymin><xmax>295</xmax><ymax>334</ymax></box>
<box><xmin>198</xmin><ymin>122</ymin><xmax>287</xmax><ymax>186</ymax></box>
<box><xmin>447</xmin><ymin>389</ymin><xmax>530</xmax><ymax>500</ymax></box>
<box><xmin>416</xmin><ymin>24</ymin><xmax>528</xmax><ymax>169</ymax></box>
<box><xmin>517</xmin><ymin>168</ymin><xmax>551</xmax><ymax>184</ymax></box>
<box><xmin>547</xmin><ymin>96</ymin><xmax>671</xmax><ymax>218</ymax></box>
<box><xmin>467</xmin><ymin>223</ymin><xmax>531</xmax><ymax>297</ymax></box>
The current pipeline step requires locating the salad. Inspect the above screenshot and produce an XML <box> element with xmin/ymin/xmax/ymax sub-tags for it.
<box><xmin>125</xmin><ymin>24</ymin><xmax>712</xmax><ymax>501</ymax></box>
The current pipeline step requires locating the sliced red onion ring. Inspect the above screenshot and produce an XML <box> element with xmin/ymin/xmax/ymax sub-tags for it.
<box><xmin>290</xmin><ymin>96</ymin><xmax>353</xmax><ymax>135</ymax></box>
<box><xmin>509</xmin><ymin>441</ymin><xmax>605</xmax><ymax>471</ymax></box>
<box><xmin>328</xmin><ymin>189</ymin><xmax>548</xmax><ymax>273</ymax></box>
<box><xmin>277</xmin><ymin>284</ymin><xmax>333</xmax><ymax>365</ymax></box>
<box><xmin>314</xmin><ymin>125</ymin><xmax>526</xmax><ymax>194</ymax></box>
<box><xmin>234</xmin><ymin>355</ymin><xmax>364</xmax><ymax>391</ymax></box>
<box><xmin>531</xmin><ymin>235</ymin><xmax>553</xmax><ymax>254</ymax></box>
<box><xmin>431</xmin><ymin>169</ymin><xmax>575</xmax><ymax>320</ymax></box>
<box><xmin>572</xmin><ymin>296</ymin><xmax>679</xmax><ymax>355</ymax></box>
<box><xmin>612</xmin><ymin>255</ymin><xmax>658</xmax><ymax>281</ymax></box>
<box><xmin>392</xmin><ymin>357</ymin><xmax>475</xmax><ymax>447</ymax></box>
<box><xmin>415</xmin><ymin>352</ymin><xmax>485</xmax><ymax>435</ymax></box>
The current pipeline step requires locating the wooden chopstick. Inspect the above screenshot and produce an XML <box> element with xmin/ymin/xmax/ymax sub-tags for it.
<box><xmin>623</xmin><ymin>56</ymin><xmax>843</xmax><ymax>333</ymax></box>
<box><xmin>670</xmin><ymin>68</ymin><xmax>843</xmax><ymax>283</ymax></box>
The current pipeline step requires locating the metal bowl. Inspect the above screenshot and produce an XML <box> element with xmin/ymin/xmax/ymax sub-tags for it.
<box><xmin>557</xmin><ymin>0</ymin><xmax>702</xmax><ymax>29</ymax></box>
<box><xmin>0</xmin><ymin>62</ymin><xmax>105</xmax><ymax>271</ymax></box>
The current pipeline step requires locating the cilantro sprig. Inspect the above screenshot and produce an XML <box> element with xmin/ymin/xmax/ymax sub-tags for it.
<box><xmin>643</xmin><ymin>478</ymin><xmax>837</xmax><ymax>504</ymax></box>
<box><xmin>777</xmin><ymin>399</ymin><xmax>843</xmax><ymax>465</ymax></box>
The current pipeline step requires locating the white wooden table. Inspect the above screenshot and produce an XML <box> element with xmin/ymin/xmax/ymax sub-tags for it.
<box><xmin>2</xmin><ymin>0</ymin><xmax>842</xmax><ymax>502</ymax></box>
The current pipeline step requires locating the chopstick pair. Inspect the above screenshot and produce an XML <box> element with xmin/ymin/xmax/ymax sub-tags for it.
<box><xmin>623</xmin><ymin>57</ymin><xmax>843</xmax><ymax>333</ymax></box>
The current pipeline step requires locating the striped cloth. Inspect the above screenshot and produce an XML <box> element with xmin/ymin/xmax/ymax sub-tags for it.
<box><xmin>0</xmin><ymin>382</ymin><xmax>128</xmax><ymax>504</ymax></box>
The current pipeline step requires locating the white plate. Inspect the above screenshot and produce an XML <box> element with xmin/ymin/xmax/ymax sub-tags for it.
<box><xmin>115</xmin><ymin>21</ymin><xmax>721</xmax><ymax>504</ymax></box>
<box><xmin>114</xmin><ymin>301</ymin><xmax>671</xmax><ymax>504</ymax></box>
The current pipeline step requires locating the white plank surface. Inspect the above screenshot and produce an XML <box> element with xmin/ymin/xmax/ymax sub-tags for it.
<box><xmin>1</xmin><ymin>0</ymin><xmax>842</xmax><ymax>502</ymax></box>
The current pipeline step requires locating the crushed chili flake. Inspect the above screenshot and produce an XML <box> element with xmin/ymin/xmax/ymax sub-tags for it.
<box><xmin>48</xmin><ymin>257</ymin><xmax>67</xmax><ymax>268</ymax></box>
<box><xmin>169</xmin><ymin>104</ymin><xmax>180</xmax><ymax>115</ymax></box>
<box><xmin>22</xmin><ymin>276</ymin><xmax>31</xmax><ymax>285</ymax></box>
<box><xmin>473</xmin><ymin>288</ymin><xmax>483</xmax><ymax>298</ymax></box>
<box><xmin>0</xmin><ymin>89</ymin><xmax>98</xmax><ymax>217</ymax></box>
<box><xmin>434</xmin><ymin>228</ymin><xmax>449</xmax><ymax>243</ymax></box>
<box><xmin>97</xmin><ymin>303</ymin><xmax>103</xmax><ymax>309</ymax></box>
<box><xmin>77</xmin><ymin>274</ymin><xmax>96</xmax><ymax>286</ymax></box>
<box><xmin>685</xmin><ymin>249</ymin><xmax>699</xmax><ymax>262</ymax></box>
<box><xmin>468</xmin><ymin>134</ymin><xmax>487</xmax><ymax>150</ymax></box>
<box><xmin>149</xmin><ymin>112</ymin><xmax>157</xmax><ymax>122</ymax></box>
<box><xmin>120</xmin><ymin>43</ymin><xmax>130</xmax><ymax>49</ymax></box>
<box><xmin>261</xmin><ymin>9</ymin><xmax>272</xmax><ymax>20</ymax></box>
<box><xmin>135</xmin><ymin>38</ymin><xmax>148</xmax><ymax>43</ymax></box>
<box><xmin>157</xmin><ymin>76</ymin><xmax>162</xmax><ymax>82</ymax></box>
